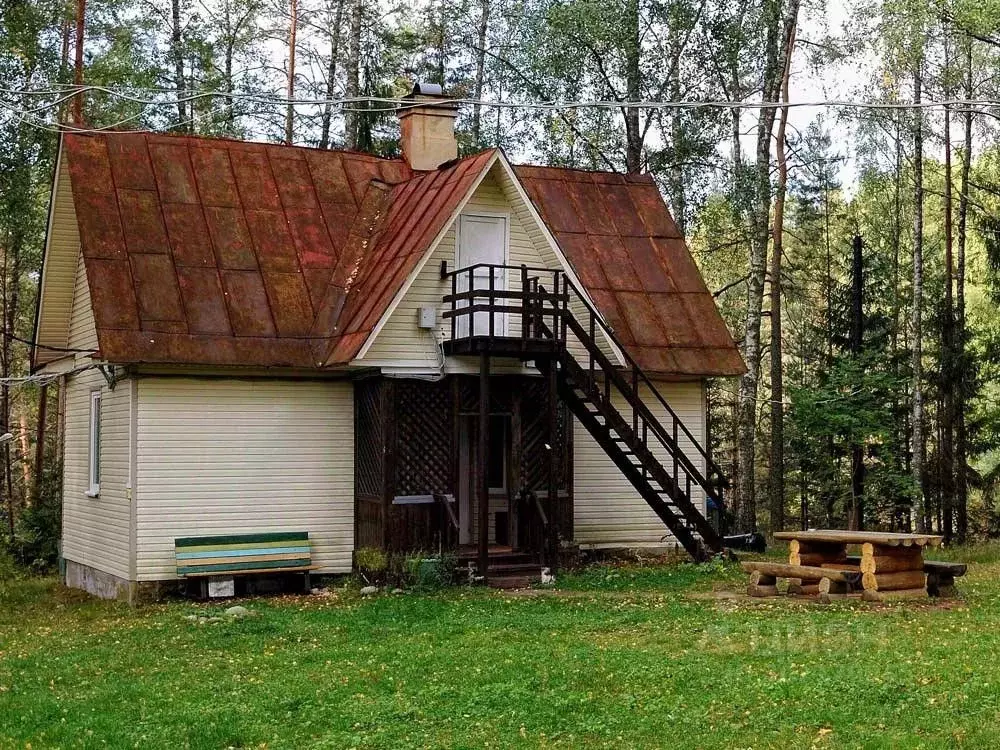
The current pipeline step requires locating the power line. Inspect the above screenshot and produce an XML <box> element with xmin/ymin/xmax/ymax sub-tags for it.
<box><xmin>4</xmin><ymin>85</ymin><xmax>1000</xmax><ymax>117</ymax></box>
<box><xmin>1</xmin><ymin>331</ymin><xmax>97</xmax><ymax>356</ymax></box>
<box><xmin>0</xmin><ymin>364</ymin><xmax>100</xmax><ymax>387</ymax></box>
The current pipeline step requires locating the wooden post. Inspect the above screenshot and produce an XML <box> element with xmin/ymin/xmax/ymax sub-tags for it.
<box><xmin>478</xmin><ymin>352</ymin><xmax>490</xmax><ymax>579</ymax></box>
<box><xmin>32</xmin><ymin>384</ymin><xmax>48</xmax><ymax>504</ymax></box>
<box><xmin>547</xmin><ymin>356</ymin><xmax>559</xmax><ymax>572</ymax></box>
<box><xmin>381</xmin><ymin>378</ymin><xmax>395</xmax><ymax>552</ymax></box>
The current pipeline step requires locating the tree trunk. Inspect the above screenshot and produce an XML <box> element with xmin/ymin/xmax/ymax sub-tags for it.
<box><xmin>58</xmin><ymin>10</ymin><xmax>71</xmax><ymax>122</ymax></box>
<box><xmin>892</xmin><ymin>110</ymin><xmax>906</xmax><ymax>529</ymax></box>
<box><xmin>667</xmin><ymin>18</ymin><xmax>686</xmax><ymax>234</ymax></box>
<box><xmin>849</xmin><ymin>234</ymin><xmax>865</xmax><ymax>530</ymax></box>
<box><xmin>32</xmin><ymin>385</ymin><xmax>48</xmax><ymax>505</ymax></box>
<box><xmin>72</xmin><ymin>0</ymin><xmax>85</xmax><ymax>124</ymax></box>
<box><xmin>911</xmin><ymin>61</ymin><xmax>926</xmax><ymax>532</ymax></box>
<box><xmin>941</xmin><ymin>91</ymin><xmax>955</xmax><ymax>542</ymax></box>
<box><xmin>319</xmin><ymin>0</ymin><xmax>345</xmax><ymax>149</ymax></box>
<box><xmin>343</xmin><ymin>0</ymin><xmax>362</xmax><ymax>150</ymax></box>
<box><xmin>285</xmin><ymin>0</ymin><xmax>297</xmax><ymax>145</ymax></box>
<box><xmin>623</xmin><ymin>0</ymin><xmax>642</xmax><ymax>173</ymax></box>
<box><xmin>736</xmin><ymin>0</ymin><xmax>799</xmax><ymax>533</ymax></box>
<box><xmin>2</xmin><ymin>226</ymin><xmax>24</xmax><ymax>539</ymax></box>
<box><xmin>171</xmin><ymin>0</ymin><xmax>186</xmax><ymax>130</ymax></box>
<box><xmin>955</xmin><ymin>37</ymin><xmax>972</xmax><ymax>544</ymax></box>
<box><xmin>768</xmin><ymin>17</ymin><xmax>795</xmax><ymax>534</ymax></box>
<box><xmin>471</xmin><ymin>0</ymin><xmax>490</xmax><ymax>147</ymax></box>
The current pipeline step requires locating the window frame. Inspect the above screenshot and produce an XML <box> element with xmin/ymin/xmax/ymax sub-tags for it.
<box><xmin>86</xmin><ymin>389</ymin><xmax>101</xmax><ymax>497</ymax></box>
<box><xmin>486</xmin><ymin>414</ymin><xmax>509</xmax><ymax>494</ymax></box>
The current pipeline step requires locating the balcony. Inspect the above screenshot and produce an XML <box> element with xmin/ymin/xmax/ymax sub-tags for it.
<box><xmin>441</xmin><ymin>264</ymin><xmax>569</xmax><ymax>358</ymax></box>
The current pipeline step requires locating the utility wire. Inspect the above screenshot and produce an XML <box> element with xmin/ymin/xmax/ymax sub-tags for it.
<box><xmin>1</xmin><ymin>331</ymin><xmax>97</xmax><ymax>355</ymax></box>
<box><xmin>4</xmin><ymin>85</ymin><xmax>1000</xmax><ymax>115</ymax></box>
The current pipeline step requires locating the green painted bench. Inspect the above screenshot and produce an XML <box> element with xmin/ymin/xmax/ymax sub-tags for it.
<box><xmin>175</xmin><ymin>532</ymin><xmax>317</xmax><ymax>595</ymax></box>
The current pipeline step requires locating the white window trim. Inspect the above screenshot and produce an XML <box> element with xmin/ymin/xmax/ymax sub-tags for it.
<box><xmin>86</xmin><ymin>389</ymin><xmax>101</xmax><ymax>497</ymax></box>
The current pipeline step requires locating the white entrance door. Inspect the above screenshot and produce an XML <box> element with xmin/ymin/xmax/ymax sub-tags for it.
<box><xmin>456</xmin><ymin>214</ymin><xmax>507</xmax><ymax>337</ymax></box>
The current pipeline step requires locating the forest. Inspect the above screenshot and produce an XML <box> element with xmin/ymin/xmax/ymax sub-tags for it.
<box><xmin>3</xmin><ymin>0</ymin><xmax>1000</xmax><ymax>567</ymax></box>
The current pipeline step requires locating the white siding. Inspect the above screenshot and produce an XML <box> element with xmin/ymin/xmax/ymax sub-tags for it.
<box><xmin>59</xmin><ymin>215</ymin><xmax>133</xmax><ymax>581</ymax></box>
<box><xmin>61</xmin><ymin>368</ymin><xmax>132</xmax><ymax>580</ymax></box>
<box><xmin>68</xmin><ymin>250</ymin><xmax>97</xmax><ymax>351</ymax></box>
<box><xmin>35</xmin><ymin>154</ymin><xmax>81</xmax><ymax>366</ymax></box>
<box><xmin>574</xmin><ymin>380</ymin><xmax>707</xmax><ymax>547</ymax></box>
<box><xmin>358</xmin><ymin>164</ymin><xmax>617</xmax><ymax>370</ymax></box>
<box><xmin>134</xmin><ymin>378</ymin><xmax>354</xmax><ymax>580</ymax></box>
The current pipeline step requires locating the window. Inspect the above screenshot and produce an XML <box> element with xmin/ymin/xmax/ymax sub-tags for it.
<box><xmin>87</xmin><ymin>390</ymin><xmax>101</xmax><ymax>497</ymax></box>
<box><xmin>487</xmin><ymin>415</ymin><xmax>508</xmax><ymax>492</ymax></box>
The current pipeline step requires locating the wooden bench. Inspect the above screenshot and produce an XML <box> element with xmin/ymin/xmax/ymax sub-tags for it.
<box><xmin>741</xmin><ymin>561</ymin><xmax>862</xmax><ymax>600</ymax></box>
<box><xmin>842</xmin><ymin>556</ymin><xmax>965</xmax><ymax>597</ymax></box>
<box><xmin>175</xmin><ymin>532</ymin><xmax>317</xmax><ymax>596</ymax></box>
<box><xmin>924</xmin><ymin>560</ymin><xmax>967</xmax><ymax>597</ymax></box>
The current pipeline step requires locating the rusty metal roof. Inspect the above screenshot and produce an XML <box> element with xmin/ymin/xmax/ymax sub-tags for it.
<box><xmin>59</xmin><ymin>132</ymin><xmax>743</xmax><ymax>376</ymax></box>
<box><xmin>515</xmin><ymin>166</ymin><xmax>746</xmax><ymax>377</ymax></box>
<box><xmin>63</xmin><ymin>132</ymin><xmax>413</xmax><ymax>367</ymax></box>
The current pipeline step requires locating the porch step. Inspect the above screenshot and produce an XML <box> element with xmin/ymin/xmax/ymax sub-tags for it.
<box><xmin>487</xmin><ymin>573</ymin><xmax>540</xmax><ymax>590</ymax></box>
<box><xmin>457</xmin><ymin>550</ymin><xmax>536</xmax><ymax>567</ymax></box>
<box><xmin>487</xmin><ymin>563</ymin><xmax>544</xmax><ymax>575</ymax></box>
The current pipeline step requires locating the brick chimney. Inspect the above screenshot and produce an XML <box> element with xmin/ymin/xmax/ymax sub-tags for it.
<box><xmin>397</xmin><ymin>83</ymin><xmax>459</xmax><ymax>171</ymax></box>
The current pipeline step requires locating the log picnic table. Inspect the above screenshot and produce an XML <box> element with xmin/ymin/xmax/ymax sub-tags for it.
<box><xmin>771</xmin><ymin>529</ymin><xmax>944</xmax><ymax>601</ymax></box>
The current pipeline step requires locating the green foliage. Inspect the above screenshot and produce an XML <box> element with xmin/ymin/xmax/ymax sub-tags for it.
<box><xmin>7</xmin><ymin>459</ymin><xmax>63</xmax><ymax>573</ymax></box>
<box><xmin>354</xmin><ymin>546</ymin><xmax>388</xmax><ymax>585</ymax></box>
<box><xmin>402</xmin><ymin>551</ymin><xmax>458</xmax><ymax>589</ymax></box>
<box><xmin>354</xmin><ymin>548</ymin><xmax>458</xmax><ymax>589</ymax></box>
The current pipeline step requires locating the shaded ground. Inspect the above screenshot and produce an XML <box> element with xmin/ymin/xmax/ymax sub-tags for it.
<box><xmin>1</xmin><ymin>545</ymin><xmax>999</xmax><ymax>749</ymax></box>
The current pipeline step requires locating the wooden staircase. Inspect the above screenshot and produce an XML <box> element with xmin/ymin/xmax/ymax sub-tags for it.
<box><xmin>458</xmin><ymin>547</ymin><xmax>544</xmax><ymax>589</ymax></box>
<box><xmin>443</xmin><ymin>264</ymin><xmax>729</xmax><ymax>563</ymax></box>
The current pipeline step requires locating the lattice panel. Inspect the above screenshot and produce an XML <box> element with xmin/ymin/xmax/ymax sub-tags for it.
<box><xmin>520</xmin><ymin>379</ymin><xmax>572</xmax><ymax>492</ymax></box>
<box><xmin>355</xmin><ymin>379</ymin><xmax>384</xmax><ymax>498</ymax></box>
<box><xmin>395</xmin><ymin>379</ymin><xmax>453</xmax><ymax>495</ymax></box>
<box><xmin>456</xmin><ymin>374</ymin><xmax>515</xmax><ymax>415</ymax></box>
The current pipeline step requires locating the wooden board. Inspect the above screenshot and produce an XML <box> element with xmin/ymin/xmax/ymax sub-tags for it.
<box><xmin>861</xmin><ymin>570</ymin><xmax>927</xmax><ymax>592</ymax></box>
<box><xmin>184</xmin><ymin>565</ymin><xmax>320</xmax><ymax>577</ymax></box>
<box><xmin>860</xmin><ymin>554</ymin><xmax>923</xmax><ymax>574</ymax></box>
<box><xmin>741</xmin><ymin>561</ymin><xmax>861</xmax><ymax>585</ymax></box>
<box><xmin>775</xmin><ymin>530</ymin><xmax>942</xmax><ymax>547</ymax></box>
<box><xmin>176</xmin><ymin>531</ymin><xmax>313</xmax><ymax>577</ymax></box>
<box><xmin>862</xmin><ymin>587</ymin><xmax>928</xmax><ymax>602</ymax></box>
<box><xmin>787</xmin><ymin>581</ymin><xmax>820</xmax><ymax>595</ymax></box>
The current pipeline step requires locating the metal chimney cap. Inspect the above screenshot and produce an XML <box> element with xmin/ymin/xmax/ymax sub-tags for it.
<box><xmin>411</xmin><ymin>82</ymin><xmax>444</xmax><ymax>96</ymax></box>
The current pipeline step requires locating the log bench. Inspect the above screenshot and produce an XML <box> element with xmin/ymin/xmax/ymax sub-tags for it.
<box><xmin>740</xmin><ymin>561</ymin><xmax>861</xmax><ymax>599</ymax></box>
<box><xmin>924</xmin><ymin>560</ymin><xmax>967</xmax><ymax>597</ymax></box>
<box><xmin>841</xmin><ymin>556</ymin><xmax>966</xmax><ymax>597</ymax></box>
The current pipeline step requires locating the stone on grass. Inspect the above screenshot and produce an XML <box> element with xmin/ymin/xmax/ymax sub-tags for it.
<box><xmin>224</xmin><ymin>605</ymin><xmax>251</xmax><ymax>618</ymax></box>
<box><xmin>360</xmin><ymin>585</ymin><xmax>379</xmax><ymax>596</ymax></box>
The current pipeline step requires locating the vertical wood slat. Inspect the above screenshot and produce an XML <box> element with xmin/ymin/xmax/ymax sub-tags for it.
<box><xmin>547</xmin><ymin>356</ymin><xmax>559</xmax><ymax>570</ymax></box>
<box><xmin>354</xmin><ymin>378</ymin><xmax>385</xmax><ymax>551</ymax></box>
<box><xmin>382</xmin><ymin>379</ymin><xmax>395</xmax><ymax>551</ymax></box>
<box><xmin>478</xmin><ymin>353</ymin><xmax>490</xmax><ymax>576</ymax></box>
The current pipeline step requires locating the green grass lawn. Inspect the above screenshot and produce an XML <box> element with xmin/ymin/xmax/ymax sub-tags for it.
<box><xmin>2</xmin><ymin>547</ymin><xmax>1000</xmax><ymax>749</ymax></box>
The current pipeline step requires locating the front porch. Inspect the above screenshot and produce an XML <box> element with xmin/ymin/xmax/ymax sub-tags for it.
<box><xmin>353</xmin><ymin>374</ymin><xmax>573</xmax><ymax>579</ymax></box>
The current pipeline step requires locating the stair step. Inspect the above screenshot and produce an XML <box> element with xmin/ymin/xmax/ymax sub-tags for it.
<box><xmin>487</xmin><ymin>563</ymin><xmax>545</xmax><ymax>574</ymax></box>
<box><xmin>487</xmin><ymin>574</ymin><xmax>540</xmax><ymax>590</ymax></box>
<box><xmin>457</xmin><ymin>552</ymin><xmax>536</xmax><ymax>566</ymax></box>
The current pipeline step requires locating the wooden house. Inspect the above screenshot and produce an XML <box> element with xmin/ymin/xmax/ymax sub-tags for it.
<box><xmin>32</xmin><ymin>85</ymin><xmax>745</xmax><ymax>599</ymax></box>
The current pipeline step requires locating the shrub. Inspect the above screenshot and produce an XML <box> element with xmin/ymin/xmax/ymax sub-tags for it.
<box><xmin>6</xmin><ymin>458</ymin><xmax>62</xmax><ymax>574</ymax></box>
<box><xmin>402</xmin><ymin>552</ymin><xmax>458</xmax><ymax>589</ymax></box>
<box><xmin>354</xmin><ymin>546</ymin><xmax>389</xmax><ymax>585</ymax></box>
